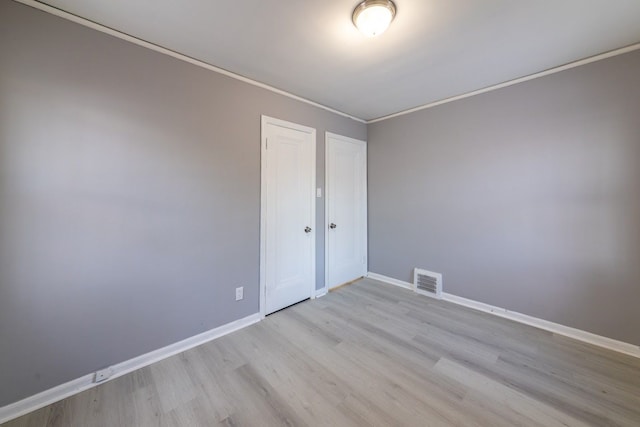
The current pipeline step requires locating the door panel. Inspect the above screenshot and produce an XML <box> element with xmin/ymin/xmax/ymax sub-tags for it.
<box><xmin>262</xmin><ymin>117</ymin><xmax>315</xmax><ymax>315</ymax></box>
<box><xmin>326</xmin><ymin>133</ymin><xmax>367</xmax><ymax>290</ymax></box>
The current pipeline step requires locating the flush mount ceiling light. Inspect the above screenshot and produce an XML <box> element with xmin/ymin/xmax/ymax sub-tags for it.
<box><xmin>352</xmin><ymin>0</ymin><xmax>397</xmax><ymax>37</ymax></box>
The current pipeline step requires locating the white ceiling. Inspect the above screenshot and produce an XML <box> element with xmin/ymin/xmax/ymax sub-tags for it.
<box><xmin>40</xmin><ymin>0</ymin><xmax>640</xmax><ymax>121</ymax></box>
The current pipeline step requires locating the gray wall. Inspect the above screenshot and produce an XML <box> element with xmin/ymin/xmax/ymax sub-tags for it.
<box><xmin>0</xmin><ymin>0</ymin><xmax>365</xmax><ymax>406</ymax></box>
<box><xmin>368</xmin><ymin>49</ymin><xmax>640</xmax><ymax>346</ymax></box>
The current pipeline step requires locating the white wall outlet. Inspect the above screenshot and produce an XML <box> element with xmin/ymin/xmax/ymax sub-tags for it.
<box><xmin>94</xmin><ymin>367</ymin><xmax>113</xmax><ymax>383</ymax></box>
<box><xmin>235</xmin><ymin>286</ymin><xmax>244</xmax><ymax>301</ymax></box>
<box><xmin>316</xmin><ymin>188</ymin><xmax>322</xmax><ymax>198</ymax></box>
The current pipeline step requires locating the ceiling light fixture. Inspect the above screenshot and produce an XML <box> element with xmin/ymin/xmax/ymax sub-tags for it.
<box><xmin>352</xmin><ymin>0</ymin><xmax>397</xmax><ymax>37</ymax></box>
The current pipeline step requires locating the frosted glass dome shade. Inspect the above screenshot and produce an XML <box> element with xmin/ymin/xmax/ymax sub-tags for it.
<box><xmin>353</xmin><ymin>0</ymin><xmax>397</xmax><ymax>37</ymax></box>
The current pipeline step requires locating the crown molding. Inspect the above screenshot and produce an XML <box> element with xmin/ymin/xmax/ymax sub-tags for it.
<box><xmin>368</xmin><ymin>42</ymin><xmax>640</xmax><ymax>123</ymax></box>
<box><xmin>14</xmin><ymin>0</ymin><xmax>366</xmax><ymax>124</ymax></box>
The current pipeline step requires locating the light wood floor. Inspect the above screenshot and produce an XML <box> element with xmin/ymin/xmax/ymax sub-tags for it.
<box><xmin>4</xmin><ymin>278</ymin><xmax>640</xmax><ymax>426</ymax></box>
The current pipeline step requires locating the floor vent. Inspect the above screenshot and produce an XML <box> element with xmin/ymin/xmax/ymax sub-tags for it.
<box><xmin>413</xmin><ymin>268</ymin><xmax>442</xmax><ymax>299</ymax></box>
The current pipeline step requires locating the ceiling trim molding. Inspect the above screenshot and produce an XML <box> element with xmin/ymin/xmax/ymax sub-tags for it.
<box><xmin>13</xmin><ymin>1</ymin><xmax>640</xmax><ymax>125</ymax></box>
<box><xmin>16</xmin><ymin>0</ymin><xmax>367</xmax><ymax>124</ymax></box>
<box><xmin>368</xmin><ymin>42</ymin><xmax>640</xmax><ymax>124</ymax></box>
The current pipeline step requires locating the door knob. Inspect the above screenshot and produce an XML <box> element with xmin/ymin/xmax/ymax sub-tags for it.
<box><xmin>304</xmin><ymin>226</ymin><xmax>312</xmax><ymax>233</ymax></box>
<box><xmin>329</xmin><ymin>223</ymin><xmax>337</xmax><ymax>229</ymax></box>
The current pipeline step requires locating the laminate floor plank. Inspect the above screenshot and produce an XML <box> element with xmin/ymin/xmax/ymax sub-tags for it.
<box><xmin>433</xmin><ymin>358</ymin><xmax>590</xmax><ymax>427</ymax></box>
<box><xmin>4</xmin><ymin>278</ymin><xmax>640</xmax><ymax>426</ymax></box>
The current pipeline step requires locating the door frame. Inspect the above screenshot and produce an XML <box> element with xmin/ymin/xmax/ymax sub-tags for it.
<box><xmin>323</xmin><ymin>132</ymin><xmax>368</xmax><ymax>294</ymax></box>
<box><xmin>260</xmin><ymin>115</ymin><xmax>316</xmax><ymax>318</ymax></box>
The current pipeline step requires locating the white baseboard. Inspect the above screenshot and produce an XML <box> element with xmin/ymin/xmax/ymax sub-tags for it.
<box><xmin>0</xmin><ymin>373</ymin><xmax>96</xmax><ymax>426</ymax></box>
<box><xmin>366</xmin><ymin>272</ymin><xmax>640</xmax><ymax>359</ymax></box>
<box><xmin>315</xmin><ymin>288</ymin><xmax>328</xmax><ymax>298</ymax></box>
<box><xmin>0</xmin><ymin>313</ymin><xmax>261</xmax><ymax>424</ymax></box>
<box><xmin>366</xmin><ymin>272</ymin><xmax>413</xmax><ymax>290</ymax></box>
<box><xmin>439</xmin><ymin>293</ymin><xmax>640</xmax><ymax>359</ymax></box>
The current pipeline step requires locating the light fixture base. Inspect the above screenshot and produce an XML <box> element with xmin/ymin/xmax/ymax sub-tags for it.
<box><xmin>352</xmin><ymin>0</ymin><xmax>397</xmax><ymax>37</ymax></box>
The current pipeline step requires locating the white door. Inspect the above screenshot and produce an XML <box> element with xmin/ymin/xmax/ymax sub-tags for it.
<box><xmin>325</xmin><ymin>132</ymin><xmax>367</xmax><ymax>290</ymax></box>
<box><xmin>261</xmin><ymin>116</ymin><xmax>316</xmax><ymax>315</ymax></box>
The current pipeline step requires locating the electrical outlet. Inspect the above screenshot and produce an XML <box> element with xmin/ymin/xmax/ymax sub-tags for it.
<box><xmin>94</xmin><ymin>367</ymin><xmax>113</xmax><ymax>383</ymax></box>
<box><xmin>235</xmin><ymin>286</ymin><xmax>244</xmax><ymax>301</ymax></box>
